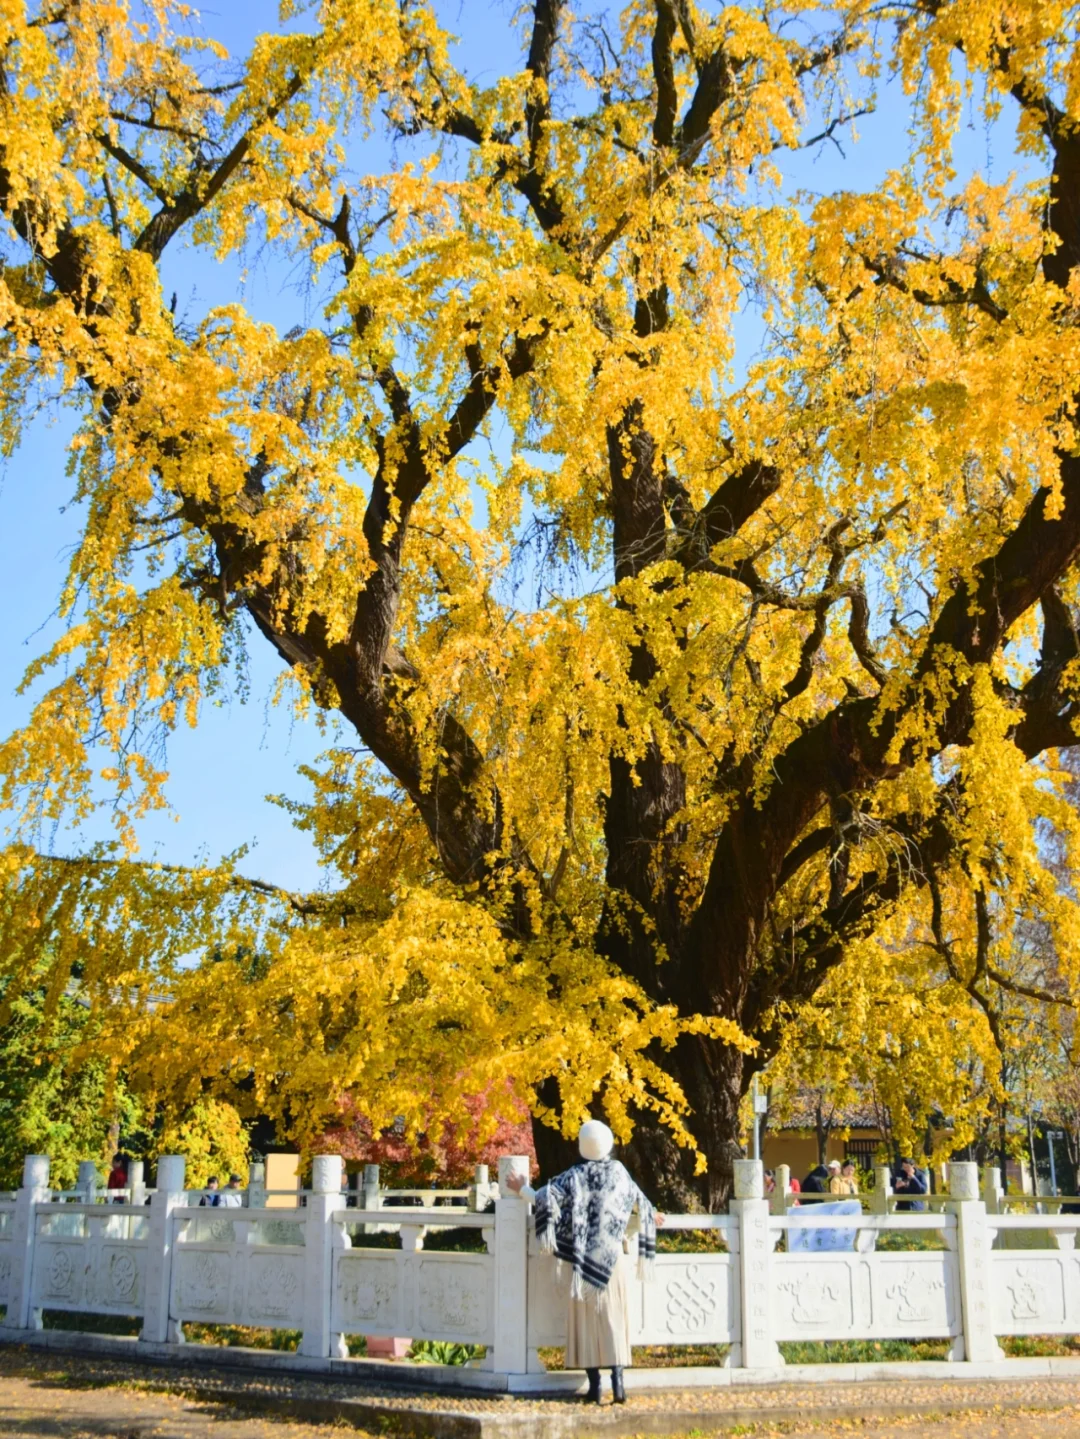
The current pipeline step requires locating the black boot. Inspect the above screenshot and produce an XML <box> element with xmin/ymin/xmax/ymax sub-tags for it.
<box><xmin>611</xmin><ymin>1367</ymin><xmax>626</xmax><ymax>1404</ymax></box>
<box><xmin>584</xmin><ymin>1368</ymin><xmax>602</xmax><ymax>1404</ymax></box>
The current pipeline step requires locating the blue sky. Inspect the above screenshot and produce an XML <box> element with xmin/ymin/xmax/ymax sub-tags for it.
<box><xmin>0</xmin><ymin>3</ymin><xmax>1040</xmax><ymax>892</ymax></box>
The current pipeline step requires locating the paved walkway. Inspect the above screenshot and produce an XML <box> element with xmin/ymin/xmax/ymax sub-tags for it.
<box><xmin>5</xmin><ymin>1347</ymin><xmax>1080</xmax><ymax>1439</ymax></box>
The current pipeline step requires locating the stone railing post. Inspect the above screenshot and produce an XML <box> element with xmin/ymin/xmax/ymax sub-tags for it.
<box><xmin>76</xmin><ymin>1159</ymin><xmax>98</xmax><ymax>1205</ymax></box>
<box><xmin>771</xmin><ymin>1163</ymin><xmax>790</xmax><ymax>1216</ymax></box>
<box><xmin>981</xmin><ymin>1164</ymin><xmax>1003</xmax><ymax>1215</ymax></box>
<box><xmin>469</xmin><ymin>1164</ymin><xmax>492</xmax><ymax>1212</ymax></box>
<box><xmin>129</xmin><ymin>1160</ymin><xmax>146</xmax><ymax>1208</ymax></box>
<box><xmin>248</xmin><ymin>1161</ymin><xmax>267</xmax><ymax>1209</ymax></box>
<box><xmin>870</xmin><ymin>1165</ymin><xmax>892</xmax><ymax>1215</ymax></box>
<box><xmin>357</xmin><ymin>1163</ymin><xmax>381</xmax><ymax>1236</ymax></box>
<box><xmin>300</xmin><ymin>1155</ymin><xmax>346</xmax><ymax>1358</ymax></box>
<box><xmin>730</xmin><ymin>1159</ymin><xmax>783</xmax><ymax>1371</ymax></box>
<box><xmin>949</xmin><ymin>1161</ymin><xmax>1003</xmax><ymax>1362</ymax></box>
<box><xmin>141</xmin><ymin>1155</ymin><xmax>185</xmax><ymax>1345</ymax></box>
<box><xmin>493</xmin><ymin>1155</ymin><xmax>530</xmax><ymax>1376</ymax></box>
<box><xmin>6</xmin><ymin>1155</ymin><xmax>49</xmax><ymax>1330</ymax></box>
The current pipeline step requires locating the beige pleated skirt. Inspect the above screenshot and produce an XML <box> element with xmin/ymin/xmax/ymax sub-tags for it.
<box><xmin>565</xmin><ymin>1253</ymin><xmax>632</xmax><ymax>1369</ymax></box>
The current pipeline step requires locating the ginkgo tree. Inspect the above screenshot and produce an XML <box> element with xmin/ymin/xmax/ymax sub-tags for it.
<box><xmin>1</xmin><ymin>0</ymin><xmax>1080</xmax><ymax>1204</ymax></box>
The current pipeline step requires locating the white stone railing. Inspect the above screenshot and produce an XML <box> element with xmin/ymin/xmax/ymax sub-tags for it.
<box><xmin>528</xmin><ymin>1212</ymin><xmax>739</xmax><ymax>1364</ymax></box>
<box><xmin>3</xmin><ymin>1154</ymin><xmax>1080</xmax><ymax>1385</ymax></box>
<box><xmin>332</xmin><ymin>1209</ymin><xmax>497</xmax><ymax>1360</ymax></box>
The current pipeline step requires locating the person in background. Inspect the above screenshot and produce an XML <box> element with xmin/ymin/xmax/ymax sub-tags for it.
<box><xmin>198</xmin><ymin>1176</ymin><xmax>221</xmax><ymax>1207</ymax></box>
<box><xmin>893</xmin><ymin>1158</ymin><xmax>928</xmax><ymax>1211</ymax></box>
<box><xmin>764</xmin><ymin>1168</ymin><xmax>776</xmax><ymax>1196</ymax></box>
<box><xmin>217</xmin><ymin>1174</ymin><xmax>244</xmax><ymax>1208</ymax></box>
<box><xmin>504</xmin><ymin>1120</ymin><xmax>662</xmax><ymax>1406</ymax></box>
<box><xmin>106</xmin><ymin>1153</ymin><xmax>128</xmax><ymax>1204</ymax></box>
<box><xmin>831</xmin><ymin>1160</ymin><xmax>858</xmax><ymax>1196</ymax></box>
<box><xmin>802</xmin><ymin>1163</ymin><xmax>830</xmax><ymax>1194</ymax></box>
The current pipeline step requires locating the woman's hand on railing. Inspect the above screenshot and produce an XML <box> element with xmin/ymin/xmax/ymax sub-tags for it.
<box><xmin>504</xmin><ymin>1172</ymin><xmax>526</xmax><ymax>1195</ymax></box>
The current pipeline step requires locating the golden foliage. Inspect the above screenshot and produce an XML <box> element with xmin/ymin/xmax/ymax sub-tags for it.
<box><xmin>0</xmin><ymin>1</ymin><xmax>1078</xmax><ymax>1171</ymax></box>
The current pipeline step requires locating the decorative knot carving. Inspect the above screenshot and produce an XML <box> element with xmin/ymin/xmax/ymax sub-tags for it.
<box><xmin>665</xmin><ymin>1264</ymin><xmax>718</xmax><ymax>1332</ymax></box>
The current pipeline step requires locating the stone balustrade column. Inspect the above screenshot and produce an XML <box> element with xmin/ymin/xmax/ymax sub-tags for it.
<box><xmin>300</xmin><ymin>1155</ymin><xmax>345</xmax><ymax>1358</ymax></box>
<box><xmin>362</xmin><ymin>1164</ymin><xmax>381</xmax><ymax>1211</ymax></box>
<box><xmin>730</xmin><ymin>1159</ymin><xmax>783</xmax><ymax>1371</ymax></box>
<box><xmin>359</xmin><ymin>1163</ymin><xmax>381</xmax><ymax>1235</ymax></box>
<box><xmin>493</xmin><ymin>1155</ymin><xmax>530</xmax><ymax>1375</ymax></box>
<box><xmin>141</xmin><ymin>1155</ymin><xmax>186</xmax><ymax>1345</ymax></box>
<box><xmin>247</xmin><ymin>1161</ymin><xmax>267</xmax><ymax>1210</ymax></box>
<box><xmin>771</xmin><ymin>1164</ymin><xmax>790</xmax><ymax>1216</ymax></box>
<box><xmin>469</xmin><ymin>1164</ymin><xmax>492</xmax><ymax>1212</ymax></box>
<box><xmin>981</xmin><ymin>1165</ymin><xmax>1003</xmax><ymax>1215</ymax></box>
<box><xmin>949</xmin><ymin>1161</ymin><xmax>1003</xmax><ymax>1362</ymax></box>
<box><xmin>129</xmin><ymin>1160</ymin><xmax>146</xmax><ymax>1208</ymax></box>
<box><xmin>76</xmin><ymin>1160</ymin><xmax>98</xmax><ymax>1205</ymax></box>
<box><xmin>6</xmin><ymin>1155</ymin><xmax>49</xmax><ymax>1330</ymax></box>
<box><xmin>870</xmin><ymin>1165</ymin><xmax>892</xmax><ymax>1215</ymax></box>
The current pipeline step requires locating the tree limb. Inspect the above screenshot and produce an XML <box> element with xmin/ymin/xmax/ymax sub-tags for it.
<box><xmin>134</xmin><ymin>71</ymin><xmax>306</xmax><ymax>260</ymax></box>
<box><xmin>652</xmin><ymin>2</ymin><xmax>679</xmax><ymax>148</ymax></box>
<box><xmin>860</xmin><ymin>249</ymin><xmax>1007</xmax><ymax>324</ymax></box>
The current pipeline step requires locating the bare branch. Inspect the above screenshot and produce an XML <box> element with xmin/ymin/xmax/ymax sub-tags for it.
<box><xmin>652</xmin><ymin>2</ymin><xmax>679</xmax><ymax>148</ymax></box>
<box><xmin>32</xmin><ymin>852</ymin><xmax>348</xmax><ymax>920</ymax></box>
<box><xmin>96</xmin><ymin>131</ymin><xmax>172</xmax><ymax>204</ymax></box>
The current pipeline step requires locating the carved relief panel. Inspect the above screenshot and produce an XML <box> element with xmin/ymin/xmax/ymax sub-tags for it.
<box><xmin>992</xmin><ymin>1256</ymin><xmax>1070</xmax><ymax>1333</ymax></box>
<box><xmin>772</xmin><ymin>1251</ymin><xmax>958</xmax><ymax>1341</ymax></box>
<box><xmin>173</xmin><ymin>1248</ymin><xmax>233</xmax><ymax>1319</ymax></box>
<box><xmin>334</xmin><ymin>1251</ymin><xmax>403</xmax><ymax>1336</ymax></box>
<box><xmin>415</xmin><ymin>1257</ymin><xmax>493</xmax><ymax>1344</ymax></box>
<box><xmin>772</xmin><ymin>1259</ymin><xmax>860</xmax><ymax>1337</ymax></box>
<box><xmin>244</xmin><ymin>1253</ymin><xmax>305</xmax><ymax>1326</ymax></box>
<box><xmin>638</xmin><ymin>1257</ymin><xmax>735</xmax><ymax>1346</ymax></box>
<box><xmin>871</xmin><ymin>1253</ymin><xmax>958</xmax><ymax>1338</ymax></box>
<box><xmin>94</xmin><ymin>1244</ymin><xmax>144</xmax><ymax>1310</ymax></box>
<box><xmin>32</xmin><ymin>1228</ymin><xmax>148</xmax><ymax>1317</ymax></box>
<box><xmin>33</xmin><ymin>1241</ymin><xmax>85</xmax><ymax>1309</ymax></box>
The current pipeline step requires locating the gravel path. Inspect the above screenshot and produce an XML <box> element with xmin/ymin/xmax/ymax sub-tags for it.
<box><xmin>5</xmin><ymin>1346</ymin><xmax>1080</xmax><ymax>1438</ymax></box>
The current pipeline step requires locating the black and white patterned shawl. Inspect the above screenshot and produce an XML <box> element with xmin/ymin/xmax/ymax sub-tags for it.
<box><xmin>533</xmin><ymin>1158</ymin><xmax>657</xmax><ymax>1303</ymax></box>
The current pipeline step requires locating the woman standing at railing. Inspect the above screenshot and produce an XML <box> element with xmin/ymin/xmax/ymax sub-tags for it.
<box><xmin>106</xmin><ymin>1154</ymin><xmax>128</xmax><ymax>1204</ymax></box>
<box><xmin>504</xmin><ymin>1120</ymin><xmax>661</xmax><ymax>1406</ymax></box>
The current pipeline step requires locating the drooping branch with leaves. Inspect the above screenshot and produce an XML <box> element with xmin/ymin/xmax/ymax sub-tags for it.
<box><xmin>1</xmin><ymin>0</ymin><xmax>1080</xmax><ymax>1203</ymax></box>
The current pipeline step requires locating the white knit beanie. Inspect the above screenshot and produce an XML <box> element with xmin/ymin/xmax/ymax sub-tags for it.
<box><xmin>578</xmin><ymin>1119</ymin><xmax>615</xmax><ymax>1161</ymax></box>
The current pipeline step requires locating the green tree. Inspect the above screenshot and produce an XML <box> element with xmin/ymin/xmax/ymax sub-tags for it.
<box><xmin>0</xmin><ymin>982</ymin><xmax>142</xmax><ymax>1190</ymax></box>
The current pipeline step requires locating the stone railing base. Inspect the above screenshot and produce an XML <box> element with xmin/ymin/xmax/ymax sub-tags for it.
<box><xmin>6</xmin><ymin>1326</ymin><xmax>1080</xmax><ymax>1395</ymax></box>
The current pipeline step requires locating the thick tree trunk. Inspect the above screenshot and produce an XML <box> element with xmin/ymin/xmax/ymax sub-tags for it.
<box><xmin>623</xmin><ymin>1030</ymin><xmax>749</xmax><ymax>1212</ymax></box>
<box><xmin>530</xmin><ymin>1077</ymin><xmax>583</xmax><ymax>1180</ymax></box>
<box><xmin>530</xmin><ymin>1027</ymin><xmax>750</xmax><ymax>1211</ymax></box>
